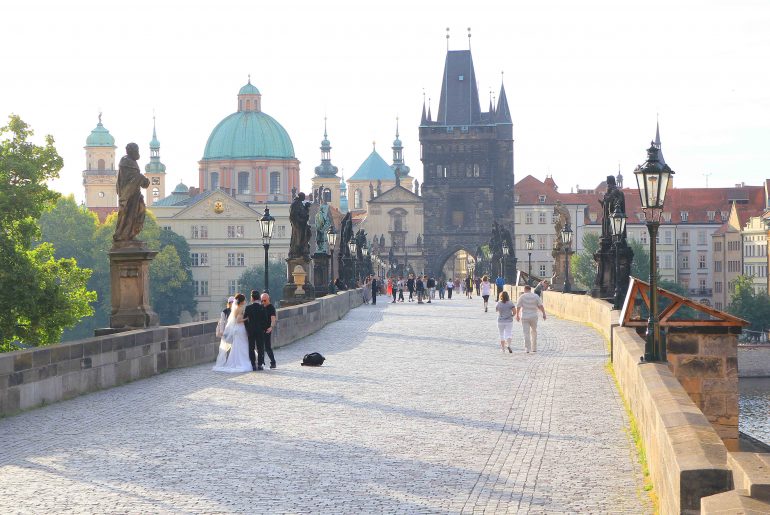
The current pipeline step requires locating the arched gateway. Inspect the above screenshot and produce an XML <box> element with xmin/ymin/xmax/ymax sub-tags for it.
<box><xmin>434</xmin><ymin>247</ymin><xmax>475</xmax><ymax>281</ymax></box>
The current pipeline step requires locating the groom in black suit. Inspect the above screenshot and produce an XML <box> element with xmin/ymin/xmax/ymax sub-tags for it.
<box><xmin>244</xmin><ymin>290</ymin><xmax>266</xmax><ymax>371</ymax></box>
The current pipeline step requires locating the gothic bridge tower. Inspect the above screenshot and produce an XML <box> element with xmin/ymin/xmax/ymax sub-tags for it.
<box><xmin>419</xmin><ymin>48</ymin><xmax>515</xmax><ymax>276</ymax></box>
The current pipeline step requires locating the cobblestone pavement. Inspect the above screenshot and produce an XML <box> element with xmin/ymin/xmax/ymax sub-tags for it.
<box><xmin>0</xmin><ymin>296</ymin><xmax>651</xmax><ymax>514</ymax></box>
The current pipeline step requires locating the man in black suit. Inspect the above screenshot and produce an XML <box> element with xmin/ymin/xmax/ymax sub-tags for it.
<box><xmin>244</xmin><ymin>290</ymin><xmax>266</xmax><ymax>371</ymax></box>
<box><xmin>260</xmin><ymin>293</ymin><xmax>277</xmax><ymax>369</ymax></box>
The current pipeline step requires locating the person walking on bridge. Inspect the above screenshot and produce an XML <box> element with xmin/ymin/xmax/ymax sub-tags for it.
<box><xmin>446</xmin><ymin>278</ymin><xmax>454</xmax><ymax>299</ymax></box>
<box><xmin>495</xmin><ymin>291</ymin><xmax>516</xmax><ymax>353</ymax></box>
<box><xmin>516</xmin><ymin>285</ymin><xmax>547</xmax><ymax>353</ymax></box>
<box><xmin>481</xmin><ymin>275</ymin><xmax>492</xmax><ymax>313</ymax></box>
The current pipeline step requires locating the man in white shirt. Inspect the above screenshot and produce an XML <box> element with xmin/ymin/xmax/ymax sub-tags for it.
<box><xmin>516</xmin><ymin>285</ymin><xmax>547</xmax><ymax>353</ymax></box>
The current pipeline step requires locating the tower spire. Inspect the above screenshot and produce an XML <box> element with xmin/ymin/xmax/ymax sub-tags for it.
<box><xmin>314</xmin><ymin>117</ymin><xmax>338</xmax><ymax>177</ymax></box>
<box><xmin>421</xmin><ymin>91</ymin><xmax>427</xmax><ymax>124</ymax></box>
<box><xmin>495</xmin><ymin>77</ymin><xmax>512</xmax><ymax>123</ymax></box>
<box><xmin>654</xmin><ymin>116</ymin><xmax>666</xmax><ymax>165</ymax></box>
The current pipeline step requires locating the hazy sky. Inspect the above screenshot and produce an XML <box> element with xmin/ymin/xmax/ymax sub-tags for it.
<box><xmin>3</xmin><ymin>0</ymin><xmax>769</xmax><ymax>202</ymax></box>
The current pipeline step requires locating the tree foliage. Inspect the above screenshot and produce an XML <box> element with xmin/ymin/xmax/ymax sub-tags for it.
<box><xmin>728</xmin><ymin>275</ymin><xmax>770</xmax><ymax>333</ymax></box>
<box><xmin>238</xmin><ymin>260</ymin><xmax>286</xmax><ymax>305</ymax></box>
<box><xmin>571</xmin><ymin>232</ymin><xmax>599</xmax><ymax>290</ymax></box>
<box><xmin>0</xmin><ymin>116</ymin><xmax>95</xmax><ymax>350</ymax></box>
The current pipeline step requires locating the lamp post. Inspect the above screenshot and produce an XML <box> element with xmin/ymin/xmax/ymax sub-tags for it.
<box><xmin>501</xmin><ymin>241</ymin><xmax>509</xmax><ymax>283</ymax></box>
<box><xmin>561</xmin><ymin>222</ymin><xmax>573</xmax><ymax>293</ymax></box>
<box><xmin>611</xmin><ymin>207</ymin><xmax>627</xmax><ymax>310</ymax></box>
<box><xmin>348</xmin><ymin>240</ymin><xmax>357</xmax><ymax>284</ymax></box>
<box><xmin>259</xmin><ymin>208</ymin><xmax>275</xmax><ymax>294</ymax></box>
<box><xmin>526</xmin><ymin>234</ymin><xmax>534</xmax><ymax>278</ymax></box>
<box><xmin>328</xmin><ymin>225</ymin><xmax>337</xmax><ymax>291</ymax></box>
<box><xmin>635</xmin><ymin>142</ymin><xmax>674</xmax><ymax>362</ymax></box>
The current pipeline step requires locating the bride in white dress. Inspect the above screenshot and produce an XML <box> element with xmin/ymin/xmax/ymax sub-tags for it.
<box><xmin>212</xmin><ymin>293</ymin><xmax>252</xmax><ymax>373</ymax></box>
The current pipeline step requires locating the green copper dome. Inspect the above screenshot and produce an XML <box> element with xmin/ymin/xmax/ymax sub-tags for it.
<box><xmin>239</xmin><ymin>82</ymin><xmax>260</xmax><ymax>95</ymax></box>
<box><xmin>173</xmin><ymin>181</ymin><xmax>189</xmax><ymax>193</ymax></box>
<box><xmin>86</xmin><ymin>121</ymin><xmax>115</xmax><ymax>147</ymax></box>
<box><xmin>203</xmin><ymin>111</ymin><xmax>295</xmax><ymax>160</ymax></box>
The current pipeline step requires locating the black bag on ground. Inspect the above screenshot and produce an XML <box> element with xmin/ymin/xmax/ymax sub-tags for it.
<box><xmin>301</xmin><ymin>352</ymin><xmax>325</xmax><ymax>366</ymax></box>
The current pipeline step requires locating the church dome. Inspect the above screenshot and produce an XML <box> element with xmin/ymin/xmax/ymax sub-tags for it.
<box><xmin>173</xmin><ymin>181</ymin><xmax>189</xmax><ymax>193</ymax></box>
<box><xmin>238</xmin><ymin>82</ymin><xmax>261</xmax><ymax>95</ymax></box>
<box><xmin>202</xmin><ymin>111</ymin><xmax>295</xmax><ymax>160</ymax></box>
<box><xmin>86</xmin><ymin>120</ymin><xmax>115</xmax><ymax>147</ymax></box>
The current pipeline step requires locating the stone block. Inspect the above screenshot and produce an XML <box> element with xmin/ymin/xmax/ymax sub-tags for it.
<box><xmin>704</xmin><ymin>394</ymin><xmax>726</xmax><ymax>416</ymax></box>
<box><xmin>69</xmin><ymin>343</ymin><xmax>84</xmax><ymax>359</ymax></box>
<box><xmin>702</xmin><ymin>378</ymin><xmax>737</xmax><ymax>394</ymax></box>
<box><xmin>98</xmin><ymin>365</ymin><xmax>116</xmax><ymax>389</ymax></box>
<box><xmin>80</xmin><ymin>368</ymin><xmax>99</xmax><ymax>393</ymax></box>
<box><xmin>0</xmin><ymin>355</ymin><xmax>13</xmax><ymax>375</ymax></box>
<box><xmin>701</xmin><ymin>336</ymin><xmax>735</xmax><ymax>357</ymax></box>
<box><xmin>50</xmin><ymin>345</ymin><xmax>70</xmax><ymax>363</ymax></box>
<box><xmin>3</xmin><ymin>387</ymin><xmax>20</xmax><ymax>413</ymax></box>
<box><xmin>115</xmin><ymin>361</ymin><xmax>131</xmax><ymax>385</ymax></box>
<box><xmin>726</xmin><ymin>357</ymin><xmax>738</xmax><ymax>377</ymax></box>
<box><xmin>677</xmin><ymin>356</ymin><xmax>724</xmax><ymax>378</ymax></box>
<box><xmin>83</xmin><ymin>340</ymin><xmax>101</xmax><ymax>357</ymax></box>
<box><xmin>667</xmin><ymin>336</ymin><xmax>699</xmax><ymax>355</ymax></box>
<box><xmin>156</xmin><ymin>352</ymin><xmax>167</xmax><ymax>372</ymax></box>
<box><xmin>700</xmin><ymin>489</ymin><xmax>770</xmax><ymax>514</ymax></box>
<box><xmin>677</xmin><ymin>376</ymin><xmax>703</xmax><ymax>395</ymax></box>
<box><xmin>13</xmin><ymin>352</ymin><xmax>32</xmax><ymax>372</ymax></box>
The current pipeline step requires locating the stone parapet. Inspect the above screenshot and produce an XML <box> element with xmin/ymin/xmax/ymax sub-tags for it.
<box><xmin>738</xmin><ymin>345</ymin><xmax>770</xmax><ymax>377</ymax></box>
<box><xmin>0</xmin><ymin>289</ymin><xmax>363</xmax><ymax>417</ymax></box>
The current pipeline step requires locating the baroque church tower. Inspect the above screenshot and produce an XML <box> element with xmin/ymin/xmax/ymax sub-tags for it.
<box><xmin>311</xmin><ymin>118</ymin><xmax>341</xmax><ymax>210</ymax></box>
<box><xmin>419</xmin><ymin>48</ymin><xmax>515</xmax><ymax>275</ymax></box>
<box><xmin>144</xmin><ymin>117</ymin><xmax>167</xmax><ymax>207</ymax></box>
<box><xmin>83</xmin><ymin>114</ymin><xmax>118</xmax><ymax>209</ymax></box>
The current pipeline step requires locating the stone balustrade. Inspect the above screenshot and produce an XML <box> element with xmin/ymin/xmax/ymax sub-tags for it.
<box><xmin>0</xmin><ymin>289</ymin><xmax>363</xmax><ymax>417</ymax></box>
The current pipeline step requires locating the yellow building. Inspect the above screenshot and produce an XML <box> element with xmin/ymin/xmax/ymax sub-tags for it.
<box><xmin>82</xmin><ymin>115</ymin><xmax>117</xmax><ymax>214</ymax></box>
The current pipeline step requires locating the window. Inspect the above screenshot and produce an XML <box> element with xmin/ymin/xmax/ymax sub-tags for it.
<box><xmin>152</xmin><ymin>187</ymin><xmax>159</xmax><ymax>197</ymax></box>
<box><xmin>728</xmin><ymin>240</ymin><xmax>740</xmax><ymax>251</ymax></box>
<box><xmin>538</xmin><ymin>235</ymin><xmax>547</xmax><ymax>250</ymax></box>
<box><xmin>662</xmin><ymin>212</ymin><xmax>671</xmax><ymax>223</ymax></box>
<box><xmin>538</xmin><ymin>195</ymin><xmax>546</xmax><ymax>204</ymax></box>
<box><xmin>191</xmin><ymin>225</ymin><xmax>208</xmax><ymax>239</ymax></box>
<box><xmin>699</xmin><ymin>279</ymin><xmax>707</xmax><ymax>291</ymax></box>
<box><xmin>539</xmin><ymin>212</ymin><xmax>547</xmax><ymax>224</ymax></box>
<box><xmin>190</xmin><ymin>253</ymin><xmax>208</xmax><ymax>267</ymax></box>
<box><xmin>680</xmin><ymin>211</ymin><xmax>689</xmax><ymax>222</ymax></box>
<box><xmin>97</xmin><ymin>159</ymin><xmax>105</xmax><ymax>170</ymax></box>
<box><xmin>227</xmin><ymin>253</ymin><xmax>244</xmax><ymax>266</ymax></box>
<box><xmin>715</xmin><ymin>282</ymin><xmax>722</xmax><ymax>293</ymax></box>
<box><xmin>525</xmin><ymin>212</ymin><xmax>533</xmax><ymax>224</ymax></box>
<box><xmin>714</xmin><ymin>241</ymin><xmax>722</xmax><ymax>252</ymax></box>
<box><xmin>639</xmin><ymin>230</ymin><xmax>648</xmax><ymax>245</ymax></box>
<box><xmin>193</xmin><ymin>280</ymin><xmax>209</xmax><ymax>296</ymax></box>
<box><xmin>664</xmin><ymin>231</ymin><xmax>672</xmax><ymax>244</ymax></box>
<box><xmin>552</xmin><ymin>212</ymin><xmax>558</xmax><ymax>224</ymax></box>
<box><xmin>664</xmin><ymin>254</ymin><xmax>673</xmax><ymax>269</ymax></box>
<box><xmin>728</xmin><ymin>260</ymin><xmax>740</xmax><ymax>273</ymax></box>
<box><xmin>697</xmin><ymin>231</ymin><xmax>706</xmax><ymax>245</ymax></box>
<box><xmin>681</xmin><ymin>255</ymin><xmax>689</xmax><ymax>269</ymax></box>
<box><xmin>354</xmin><ymin>189</ymin><xmax>362</xmax><ymax>209</ymax></box>
<box><xmin>151</xmin><ymin>177</ymin><xmax>160</xmax><ymax>185</ymax></box>
<box><xmin>198</xmin><ymin>311</ymin><xmax>209</xmax><ymax>322</ymax></box>
<box><xmin>715</xmin><ymin>301</ymin><xmax>723</xmax><ymax>310</ymax></box>
<box><xmin>227</xmin><ymin>280</ymin><xmax>242</xmax><ymax>296</ymax></box>
<box><xmin>539</xmin><ymin>264</ymin><xmax>547</xmax><ymax>276</ymax></box>
<box><xmin>714</xmin><ymin>261</ymin><xmax>722</xmax><ymax>272</ymax></box>
<box><xmin>238</xmin><ymin>172</ymin><xmax>250</xmax><ymax>194</ymax></box>
<box><xmin>707</xmin><ymin>211</ymin><xmax>715</xmax><ymax>222</ymax></box>
<box><xmin>227</xmin><ymin>225</ymin><xmax>244</xmax><ymax>238</ymax></box>
<box><xmin>514</xmin><ymin>194</ymin><xmax>520</xmax><ymax>204</ymax></box>
<box><xmin>211</xmin><ymin>172</ymin><xmax>219</xmax><ymax>190</ymax></box>
<box><xmin>720</xmin><ymin>211</ymin><xmax>728</xmax><ymax>221</ymax></box>
<box><xmin>680</xmin><ymin>231</ymin><xmax>689</xmax><ymax>245</ymax></box>
<box><xmin>270</xmin><ymin>172</ymin><xmax>281</xmax><ymax>194</ymax></box>
<box><xmin>274</xmin><ymin>225</ymin><xmax>286</xmax><ymax>238</ymax></box>
<box><xmin>162</xmin><ymin>225</ymin><xmax>171</xmax><ymax>231</ymax></box>
<box><xmin>698</xmin><ymin>255</ymin><xmax>707</xmax><ymax>269</ymax></box>
<box><xmin>473</xmin><ymin>164</ymin><xmax>480</xmax><ymax>177</ymax></box>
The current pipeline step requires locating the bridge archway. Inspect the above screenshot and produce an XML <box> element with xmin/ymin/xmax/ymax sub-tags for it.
<box><xmin>434</xmin><ymin>246</ymin><xmax>476</xmax><ymax>281</ymax></box>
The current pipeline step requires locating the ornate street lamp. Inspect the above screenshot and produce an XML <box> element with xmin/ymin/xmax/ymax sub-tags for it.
<box><xmin>348</xmin><ymin>240</ymin><xmax>357</xmax><ymax>283</ymax></box>
<box><xmin>561</xmin><ymin>222</ymin><xmax>573</xmax><ymax>293</ymax></box>
<box><xmin>328</xmin><ymin>225</ymin><xmax>337</xmax><ymax>292</ymax></box>
<box><xmin>259</xmin><ymin>208</ymin><xmax>275</xmax><ymax>294</ymax></box>
<box><xmin>501</xmin><ymin>241</ymin><xmax>509</xmax><ymax>283</ymax></box>
<box><xmin>634</xmin><ymin>142</ymin><xmax>674</xmax><ymax>362</ymax></box>
<box><xmin>611</xmin><ymin>207</ymin><xmax>627</xmax><ymax>310</ymax></box>
<box><xmin>526</xmin><ymin>234</ymin><xmax>535</xmax><ymax>279</ymax></box>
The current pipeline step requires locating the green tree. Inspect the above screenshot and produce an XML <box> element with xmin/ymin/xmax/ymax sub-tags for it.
<box><xmin>728</xmin><ymin>275</ymin><xmax>770</xmax><ymax>334</ymax></box>
<box><xmin>571</xmin><ymin>232</ymin><xmax>599</xmax><ymax>290</ymax></box>
<box><xmin>0</xmin><ymin>115</ymin><xmax>95</xmax><ymax>350</ymax></box>
<box><xmin>238</xmin><ymin>260</ymin><xmax>286</xmax><ymax>305</ymax></box>
<box><xmin>151</xmin><ymin>245</ymin><xmax>196</xmax><ymax>324</ymax></box>
<box><xmin>628</xmin><ymin>238</ymin><xmax>651</xmax><ymax>281</ymax></box>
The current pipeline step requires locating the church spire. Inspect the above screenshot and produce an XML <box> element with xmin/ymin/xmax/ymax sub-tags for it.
<box><xmin>314</xmin><ymin>117</ymin><xmax>338</xmax><ymax>177</ymax></box>
<box><xmin>421</xmin><ymin>92</ymin><xmax>427</xmax><ymax>124</ymax></box>
<box><xmin>495</xmin><ymin>77</ymin><xmax>512</xmax><ymax>124</ymax></box>
<box><xmin>391</xmin><ymin>116</ymin><xmax>410</xmax><ymax>178</ymax></box>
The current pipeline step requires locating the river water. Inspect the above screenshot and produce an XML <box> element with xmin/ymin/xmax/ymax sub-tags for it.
<box><xmin>740</xmin><ymin>377</ymin><xmax>770</xmax><ymax>446</ymax></box>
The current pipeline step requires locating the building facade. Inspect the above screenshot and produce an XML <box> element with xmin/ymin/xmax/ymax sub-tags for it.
<box><xmin>83</xmin><ymin>115</ymin><xmax>118</xmax><ymax>221</ymax></box>
<box><xmin>419</xmin><ymin>49</ymin><xmax>515</xmax><ymax>276</ymax></box>
<box><xmin>144</xmin><ymin>118</ymin><xmax>167</xmax><ymax>207</ymax></box>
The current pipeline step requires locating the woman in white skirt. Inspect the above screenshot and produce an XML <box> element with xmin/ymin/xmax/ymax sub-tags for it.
<box><xmin>495</xmin><ymin>290</ymin><xmax>515</xmax><ymax>353</ymax></box>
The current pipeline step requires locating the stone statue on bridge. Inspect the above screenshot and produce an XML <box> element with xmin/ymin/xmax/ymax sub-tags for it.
<box><xmin>592</xmin><ymin>175</ymin><xmax>634</xmax><ymax>299</ymax></box>
<box><xmin>553</xmin><ymin>201</ymin><xmax>571</xmax><ymax>250</ymax></box>
<box><xmin>314</xmin><ymin>203</ymin><xmax>332</xmax><ymax>254</ymax></box>
<box><xmin>113</xmin><ymin>143</ymin><xmax>150</xmax><ymax>243</ymax></box>
<box><xmin>289</xmin><ymin>192</ymin><xmax>312</xmax><ymax>260</ymax></box>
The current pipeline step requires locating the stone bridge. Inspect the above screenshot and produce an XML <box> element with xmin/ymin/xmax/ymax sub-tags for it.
<box><xmin>0</xmin><ymin>289</ymin><xmax>767</xmax><ymax>513</ymax></box>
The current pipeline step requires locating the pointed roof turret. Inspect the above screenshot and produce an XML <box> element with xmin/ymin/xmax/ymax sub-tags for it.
<box><xmin>314</xmin><ymin>117</ymin><xmax>339</xmax><ymax>178</ymax></box>
<box><xmin>145</xmin><ymin>116</ymin><xmax>166</xmax><ymax>174</ymax></box>
<box><xmin>495</xmin><ymin>80</ymin><xmax>512</xmax><ymax>124</ymax></box>
<box><xmin>654</xmin><ymin>118</ymin><xmax>666</xmax><ymax>166</ymax></box>
<box><xmin>437</xmin><ymin>50</ymin><xmax>481</xmax><ymax>125</ymax></box>
<box><xmin>427</xmin><ymin>99</ymin><xmax>432</xmax><ymax>122</ymax></box>
<box><xmin>421</xmin><ymin>96</ymin><xmax>427</xmax><ymax>125</ymax></box>
<box><xmin>391</xmin><ymin>117</ymin><xmax>410</xmax><ymax>178</ymax></box>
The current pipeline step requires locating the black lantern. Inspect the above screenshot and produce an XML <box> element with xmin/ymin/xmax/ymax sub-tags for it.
<box><xmin>259</xmin><ymin>208</ymin><xmax>275</xmax><ymax>293</ymax></box>
<box><xmin>561</xmin><ymin>222</ymin><xmax>573</xmax><ymax>293</ymax></box>
<box><xmin>525</xmin><ymin>234</ymin><xmax>535</xmax><ymax>279</ymax></box>
<box><xmin>634</xmin><ymin>143</ymin><xmax>674</xmax><ymax>362</ymax></box>
<box><xmin>611</xmin><ymin>207</ymin><xmax>627</xmax><ymax>310</ymax></box>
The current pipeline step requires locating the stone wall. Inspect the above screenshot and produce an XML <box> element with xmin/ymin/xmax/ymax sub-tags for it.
<box><xmin>667</xmin><ymin>329</ymin><xmax>740</xmax><ymax>450</ymax></box>
<box><xmin>738</xmin><ymin>345</ymin><xmax>770</xmax><ymax>377</ymax></box>
<box><xmin>0</xmin><ymin>289</ymin><xmax>363</xmax><ymax>417</ymax></box>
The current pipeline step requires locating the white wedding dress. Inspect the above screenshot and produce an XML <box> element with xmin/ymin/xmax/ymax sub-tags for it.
<box><xmin>212</xmin><ymin>304</ymin><xmax>252</xmax><ymax>373</ymax></box>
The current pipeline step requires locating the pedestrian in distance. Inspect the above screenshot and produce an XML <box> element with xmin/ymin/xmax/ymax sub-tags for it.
<box><xmin>416</xmin><ymin>275</ymin><xmax>425</xmax><ymax>304</ymax></box>
<box><xmin>407</xmin><ymin>274</ymin><xmax>415</xmax><ymax>302</ymax></box>
<box><xmin>495</xmin><ymin>290</ymin><xmax>516</xmax><ymax>353</ymax></box>
<box><xmin>495</xmin><ymin>274</ymin><xmax>505</xmax><ymax>298</ymax></box>
<box><xmin>480</xmin><ymin>275</ymin><xmax>492</xmax><ymax>312</ymax></box>
<box><xmin>447</xmin><ymin>278</ymin><xmax>454</xmax><ymax>299</ymax></box>
<box><xmin>362</xmin><ymin>276</ymin><xmax>371</xmax><ymax>304</ymax></box>
<box><xmin>398</xmin><ymin>276</ymin><xmax>405</xmax><ymax>302</ymax></box>
<box><xmin>516</xmin><ymin>285</ymin><xmax>547</xmax><ymax>353</ymax></box>
<box><xmin>465</xmin><ymin>275</ymin><xmax>473</xmax><ymax>299</ymax></box>
<box><xmin>534</xmin><ymin>279</ymin><xmax>550</xmax><ymax>297</ymax></box>
<box><xmin>427</xmin><ymin>276</ymin><xmax>436</xmax><ymax>302</ymax></box>
<box><xmin>475</xmin><ymin>276</ymin><xmax>481</xmax><ymax>296</ymax></box>
<box><xmin>438</xmin><ymin>278</ymin><xmax>445</xmax><ymax>299</ymax></box>
<box><xmin>371</xmin><ymin>275</ymin><xmax>378</xmax><ymax>305</ymax></box>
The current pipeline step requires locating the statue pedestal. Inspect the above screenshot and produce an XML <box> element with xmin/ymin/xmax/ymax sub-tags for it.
<box><xmin>312</xmin><ymin>252</ymin><xmax>330</xmax><ymax>297</ymax></box>
<box><xmin>282</xmin><ymin>256</ymin><xmax>315</xmax><ymax>306</ymax></box>
<box><xmin>104</xmin><ymin>241</ymin><xmax>159</xmax><ymax>331</ymax></box>
<box><xmin>551</xmin><ymin>246</ymin><xmax>574</xmax><ymax>292</ymax></box>
<box><xmin>592</xmin><ymin>239</ymin><xmax>633</xmax><ymax>300</ymax></box>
